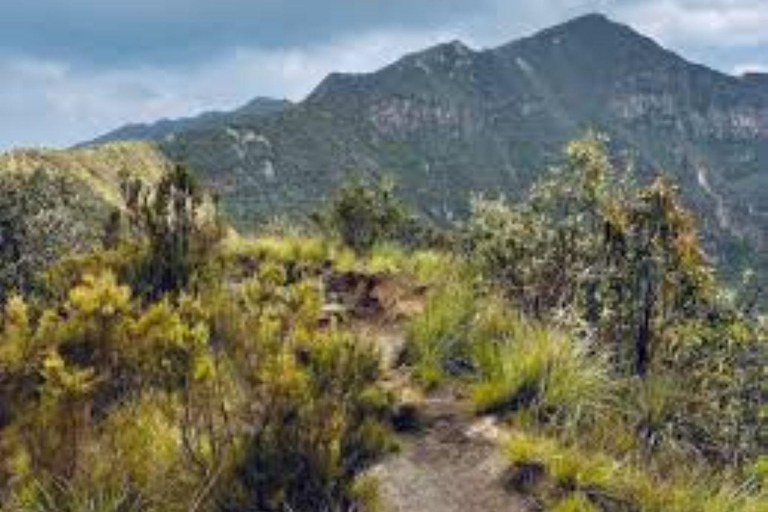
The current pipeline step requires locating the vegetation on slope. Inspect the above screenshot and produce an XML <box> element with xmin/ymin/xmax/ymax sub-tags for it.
<box><xmin>0</xmin><ymin>136</ymin><xmax>765</xmax><ymax>512</ymax></box>
<box><xmin>403</xmin><ymin>136</ymin><xmax>767</xmax><ymax>511</ymax></box>
<box><xmin>0</xmin><ymin>142</ymin><xmax>172</xmax><ymax>299</ymax></box>
<box><xmin>0</xmin><ymin>165</ymin><xmax>404</xmax><ymax>512</ymax></box>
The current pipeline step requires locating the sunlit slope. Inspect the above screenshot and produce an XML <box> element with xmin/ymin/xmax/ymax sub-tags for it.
<box><xmin>0</xmin><ymin>141</ymin><xmax>171</xmax><ymax>292</ymax></box>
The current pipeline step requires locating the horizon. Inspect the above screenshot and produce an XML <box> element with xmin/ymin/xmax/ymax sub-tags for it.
<box><xmin>2</xmin><ymin>1</ymin><xmax>767</xmax><ymax>151</ymax></box>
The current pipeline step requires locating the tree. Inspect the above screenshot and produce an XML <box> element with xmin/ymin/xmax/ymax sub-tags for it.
<box><xmin>468</xmin><ymin>135</ymin><xmax>714</xmax><ymax>376</ymax></box>
<box><xmin>322</xmin><ymin>176</ymin><xmax>410</xmax><ymax>253</ymax></box>
<box><xmin>120</xmin><ymin>164</ymin><xmax>224</xmax><ymax>298</ymax></box>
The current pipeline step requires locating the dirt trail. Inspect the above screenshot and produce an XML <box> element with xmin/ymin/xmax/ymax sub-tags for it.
<box><xmin>369</xmin><ymin>329</ymin><xmax>532</xmax><ymax>512</ymax></box>
<box><xmin>340</xmin><ymin>277</ymin><xmax>530</xmax><ymax>512</ymax></box>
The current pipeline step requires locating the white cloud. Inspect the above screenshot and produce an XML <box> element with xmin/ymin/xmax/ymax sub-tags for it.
<box><xmin>733</xmin><ymin>63</ymin><xmax>768</xmax><ymax>75</ymax></box>
<box><xmin>617</xmin><ymin>0</ymin><xmax>768</xmax><ymax>47</ymax></box>
<box><xmin>0</xmin><ymin>28</ymin><xmax>467</xmax><ymax>150</ymax></box>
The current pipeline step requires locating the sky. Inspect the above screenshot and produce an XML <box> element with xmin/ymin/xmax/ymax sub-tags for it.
<box><xmin>1</xmin><ymin>0</ymin><xmax>767</xmax><ymax>150</ymax></box>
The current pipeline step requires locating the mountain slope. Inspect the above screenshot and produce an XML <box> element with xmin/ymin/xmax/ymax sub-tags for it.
<box><xmin>0</xmin><ymin>142</ymin><xmax>171</xmax><ymax>293</ymax></box>
<box><xmin>88</xmin><ymin>97</ymin><xmax>291</xmax><ymax>146</ymax></box>
<box><xmin>96</xmin><ymin>14</ymin><xmax>768</xmax><ymax>278</ymax></box>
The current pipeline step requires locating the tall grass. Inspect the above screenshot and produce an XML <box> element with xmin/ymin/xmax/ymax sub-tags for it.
<box><xmin>506</xmin><ymin>431</ymin><xmax>768</xmax><ymax>512</ymax></box>
<box><xmin>471</xmin><ymin>316</ymin><xmax>611</xmax><ymax>424</ymax></box>
<box><xmin>404</xmin><ymin>281</ymin><xmax>476</xmax><ymax>387</ymax></box>
<box><xmin>550</xmin><ymin>493</ymin><xmax>600</xmax><ymax>512</ymax></box>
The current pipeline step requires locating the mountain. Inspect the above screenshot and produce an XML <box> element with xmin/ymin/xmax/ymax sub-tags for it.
<box><xmin>87</xmin><ymin>97</ymin><xmax>291</xmax><ymax>146</ymax></box>
<box><xmin>85</xmin><ymin>14</ymin><xmax>768</xmax><ymax>281</ymax></box>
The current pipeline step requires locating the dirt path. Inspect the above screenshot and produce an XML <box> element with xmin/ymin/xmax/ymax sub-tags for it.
<box><xmin>368</xmin><ymin>328</ymin><xmax>532</xmax><ymax>512</ymax></box>
<box><xmin>369</xmin><ymin>390</ymin><xmax>531</xmax><ymax>512</ymax></box>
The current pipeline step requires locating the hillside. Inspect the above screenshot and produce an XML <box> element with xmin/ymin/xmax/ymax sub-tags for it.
<box><xmin>0</xmin><ymin>138</ymin><xmax>764</xmax><ymax>512</ymax></box>
<box><xmin>0</xmin><ymin>141</ymin><xmax>171</xmax><ymax>294</ymax></box>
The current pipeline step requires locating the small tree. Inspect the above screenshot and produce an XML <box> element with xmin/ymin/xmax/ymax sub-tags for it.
<box><xmin>120</xmin><ymin>164</ymin><xmax>224</xmax><ymax>298</ymax></box>
<box><xmin>467</xmin><ymin>136</ymin><xmax>714</xmax><ymax>376</ymax></box>
<box><xmin>324</xmin><ymin>176</ymin><xmax>409</xmax><ymax>253</ymax></box>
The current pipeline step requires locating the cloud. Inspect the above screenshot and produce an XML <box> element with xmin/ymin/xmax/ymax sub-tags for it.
<box><xmin>0</xmin><ymin>28</ymin><xmax>466</xmax><ymax>150</ymax></box>
<box><xmin>733</xmin><ymin>63</ymin><xmax>768</xmax><ymax>75</ymax></box>
<box><xmin>1</xmin><ymin>0</ymin><xmax>766</xmax><ymax>150</ymax></box>
<box><xmin>0</xmin><ymin>0</ymin><xmax>487</xmax><ymax>65</ymax></box>
<box><xmin>616</xmin><ymin>0</ymin><xmax>768</xmax><ymax>46</ymax></box>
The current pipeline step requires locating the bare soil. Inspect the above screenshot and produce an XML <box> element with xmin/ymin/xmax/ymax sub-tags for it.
<box><xmin>369</xmin><ymin>389</ymin><xmax>532</xmax><ymax>512</ymax></box>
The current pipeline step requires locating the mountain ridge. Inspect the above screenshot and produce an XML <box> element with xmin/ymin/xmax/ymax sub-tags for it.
<box><xmin>86</xmin><ymin>97</ymin><xmax>291</xmax><ymax>146</ymax></box>
<box><xmin>165</xmin><ymin>13</ymin><xmax>768</xmax><ymax>285</ymax></box>
<box><xmin>16</xmin><ymin>13</ymin><xmax>768</xmax><ymax>284</ymax></box>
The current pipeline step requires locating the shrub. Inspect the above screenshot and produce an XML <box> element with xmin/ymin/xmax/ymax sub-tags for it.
<box><xmin>321</xmin><ymin>176</ymin><xmax>410</xmax><ymax>254</ymax></box>
<box><xmin>0</xmin><ymin>259</ymin><xmax>395</xmax><ymax>512</ymax></box>
<box><xmin>119</xmin><ymin>164</ymin><xmax>225</xmax><ymax>298</ymax></box>
<box><xmin>550</xmin><ymin>493</ymin><xmax>600</xmax><ymax>512</ymax></box>
<box><xmin>466</xmin><ymin>136</ymin><xmax>714</xmax><ymax>377</ymax></box>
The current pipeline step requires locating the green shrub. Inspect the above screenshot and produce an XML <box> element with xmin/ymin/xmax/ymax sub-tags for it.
<box><xmin>0</xmin><ymin>258</ymin><xmax>395</xmax><ymax>512</ymax></box>
<box><xmin>550</xmin><ymin>493</ymin><xmax>600</xmax><ymax>512</ymax></box>
<box><xmin>466</xmin><ymin>136</ymin><xmax>714</xmax><ymax>377</ymax></box>
<box><xmin>322</xmin><ymin>176</ymin><xmax>410</xmax><ymax>254</ymax></box>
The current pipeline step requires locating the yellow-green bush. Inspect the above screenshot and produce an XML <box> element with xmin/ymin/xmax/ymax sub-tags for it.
<box><xmin>550</xmin><ymin>493</ymin><xmax>600</xmax><ymax>512</ymax></box>
<box><xmin>0</xmin><ymin>258</ymin><xmax>394</xmax><ymax>512</ymax></box>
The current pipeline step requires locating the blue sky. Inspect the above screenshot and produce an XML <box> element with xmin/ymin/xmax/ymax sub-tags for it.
<box><xmin>1</xmin><ymin>0</ymin><xmax>766</xmax><ymax>149</ymax></box>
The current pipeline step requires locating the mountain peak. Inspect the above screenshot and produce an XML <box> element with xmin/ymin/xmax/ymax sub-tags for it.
<box><xmin>306</xmin><ymin>39</ymin><xmax>476</xmax><ymax>104</ymax></box>
<box><xmin>493</xmin><ymin>11</ymin><xmax>674</xmax><ymax>76</ymax></box>
<box><xmin>437</xmin><ymin>39</ymin><xmax>473</xmax><ymax>55</ymax></box>
<box><xmin>536</xmin><ymin>12</ymin><xmax>639</xmax><ymax>41</ymax></box>
<box><xmin>564</xmin><ymin>12</ymin><xmax>612</xmax><ymax>25</ymax></box>
<box><xmin>234</xmin><ymin>97</ymin><xmax>292</xmax><ymax>116</ymax></box>
<box><xmin>395</xmin><ymin>38</ymin><xmax>474</xmax><ymax>66</ymax></box>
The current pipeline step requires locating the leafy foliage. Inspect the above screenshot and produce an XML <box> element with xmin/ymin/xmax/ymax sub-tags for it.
<box><xmin>468</xmin><ymin>136</ymin><xmax>715</xmax><ymax>376</ymax></box>
<box><xmin>0</xmin><ymin>182</ymin><xmax>394</xmax><ymax>512</ymax></box>
<box><xmin>0</xmin><ymin>142</ymin><xmax>170</xmax><ymax>301</ymax></box>
<box><xmin>118</xmin><ymin>164</ymin><xmax>225</xmax><ymax>298</ymax></box>
<box><xmin>319</xmin><ymin>176</ymin><xmax>443</xmax><ymax>254</ymax></box>
<box><xmin>401</xmin><ymin>136</ymin><xmax>765</xmax><ymax>511</ymax></box>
